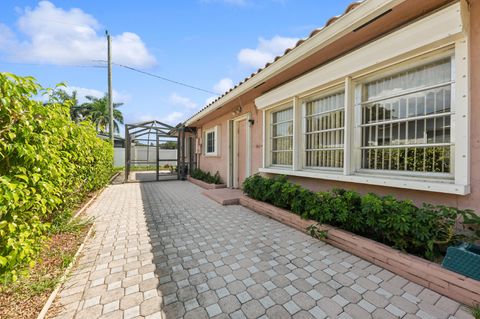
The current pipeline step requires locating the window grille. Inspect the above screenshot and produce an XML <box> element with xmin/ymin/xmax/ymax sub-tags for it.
<box><xmin>304</xmin><ymin>92</ymin><xmax>345</xmax><ymax>168</ymax></box>
<box><xmin>271</xmin><ymin>107</ymin><xmax>293</xmax><ymax>165</ymax></box>
<box><xmin>360</xmin><ymin>58</ymin><xmax>452</xmax><ymax>174</ymax></box>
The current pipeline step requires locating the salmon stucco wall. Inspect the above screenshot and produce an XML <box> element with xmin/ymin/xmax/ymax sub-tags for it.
<box><xmin>198</xmin><ymin>103</ymin><xmax>263</xmax><ymax>186</ymax></box>
<box><xmin>197</xmin><ymin>3</ymin><xmax>480</xmax><ymax>212</ymax></box>
<box><xmin>266</xmin><ymin>3</ymin><xmax>480</xmax><ymax>212</ymax></box>
<box><xmin>458</xmin><ymin>0</ymin><xmax>480</xmax><ymax>211</ymax></box>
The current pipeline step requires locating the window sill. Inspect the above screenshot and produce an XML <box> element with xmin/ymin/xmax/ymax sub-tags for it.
<box><xmin>259</xmin><ymin>167</ymin><xmax>470</xmax><ymax>195</ymax></box>
<box><xmin>204</xmin><ymin>154</ymin><xmax>219</xmax><ymax>158</ymax></box>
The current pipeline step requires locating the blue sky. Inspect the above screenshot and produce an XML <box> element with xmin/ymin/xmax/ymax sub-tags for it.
<box><xmin>0</xmin><ymin>0</ymin><xmax>354</xmax><ymax>135</ymax></box>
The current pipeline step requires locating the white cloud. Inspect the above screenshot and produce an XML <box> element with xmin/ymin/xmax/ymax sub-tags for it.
<box><xmin>128</xmin><ymin>113</ymin><xmax>155</xmax><ymax>124</ymax></box>
<box><xmin>63</xmin><ymin>86</ymin><xmax>130</xmax><ymax>104</ymax></box>
<box><xmin>129</xmin><ymin>111</ymin><xmax>183</xmax><ymax>125</ymax></box>
<box><xmin>203</xmin><ymin>77</ymin><xmax>234</xmax><ymax>105</ymax></box>
<box><xmin>205</xmin><ymin>96</ymin><xmax>218</xmax><ymax>105</ymax></box>
<box><xmin>237</xmin><ymin>35</ymin><xmax>299</xmax><ymax>69</ymax></box>
<box><xmin>0</xmin><ymin>23</ymin><xmax>16</xmax><ymax>50</ymax></box>
<box><xmin>0</xmin><ymin>1</ymin><xmax>156</xmax><ymax>67</ymax></box>
<box><xmin>164</xmin><ymin>111</ymin><xmax>184</xmax><ymax>124</ymax></box>
<box><xmin>169</xmin><ymin>93</ymin><xmax>198</xmax><ymax>109</ymax></box>
<box><xmin>213</xmin><ymin>78</ymin><xmax>234</xmax><ymax>94</ymax></box>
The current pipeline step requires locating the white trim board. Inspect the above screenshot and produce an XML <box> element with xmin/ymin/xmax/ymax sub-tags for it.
<box><xmin>255</xmin><ymin>2</ymin><xmax>464</xmax><ymax>109</ymax></box>
<box><xmin>259</xmin><ymin>167</ymin><xmax>470</xmax><ymax>195</ymax></box>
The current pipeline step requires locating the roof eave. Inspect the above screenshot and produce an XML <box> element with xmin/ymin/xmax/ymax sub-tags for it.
<box><xmin>185</xmin><ymin>0</ymin><xmax>407</xmax><ymax>127</ymax></box>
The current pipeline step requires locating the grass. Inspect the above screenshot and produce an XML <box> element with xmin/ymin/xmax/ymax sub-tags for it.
<box><xmin>471</xmin><ymin>304</ymin><xmax>480</xmax><ymax>319</ymax></box>
<box><xmin>0</xmin><ymin>211</ymin><xmax>92</xmax><ymax>319</ymax></box>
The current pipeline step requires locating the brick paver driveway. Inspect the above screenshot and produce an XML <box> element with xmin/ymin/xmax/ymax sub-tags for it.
<box><xmin>49</xmin><ymin>181</ymin><xmax>473</xmax><ymax>319</ymax></box>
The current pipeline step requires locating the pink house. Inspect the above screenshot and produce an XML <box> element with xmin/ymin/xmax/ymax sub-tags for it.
<box><xmin>183</xmin><ymin>0</ymin><xmax>480</xmax><ymax>213</ymax></box>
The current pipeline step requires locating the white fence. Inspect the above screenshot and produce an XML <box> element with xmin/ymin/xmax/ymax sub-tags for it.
<box><xmin>114</xmin><ymin>147</ymin><xmax>177</xmax><ymax>167</ymax></box>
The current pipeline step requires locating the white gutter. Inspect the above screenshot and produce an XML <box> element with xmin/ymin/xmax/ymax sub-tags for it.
<box><xmin>185</xmin><ymin>0</ymin><xmax>407</xmax><ymax>126</ymax></box>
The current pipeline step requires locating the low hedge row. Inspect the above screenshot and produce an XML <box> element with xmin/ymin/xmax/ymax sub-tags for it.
<box><xmin>242</xmin><ymin>174</ymin><xmax>480</xmax><ymax>261</ymax></box>
<box><xmin>0</xmin><ymin>73</ymin><xmax>113</xmax><ymax>280</ymax></box>
<box><xmin>190</xmin><ymin>168</ymin><xmax>222</xmax><ymax>185</ymax></box>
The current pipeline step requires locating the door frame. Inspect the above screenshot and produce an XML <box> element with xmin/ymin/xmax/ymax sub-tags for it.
<box><xmin>228</xmin><ymin>113</ymin><xmax>252</xmax><ymax>188</ymax></box>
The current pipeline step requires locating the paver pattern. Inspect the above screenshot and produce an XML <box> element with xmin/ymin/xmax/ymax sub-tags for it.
<box><xmin>49</xmin><ymin>181</ymin><xmax>474</xmax><ymax>319</ymax></box>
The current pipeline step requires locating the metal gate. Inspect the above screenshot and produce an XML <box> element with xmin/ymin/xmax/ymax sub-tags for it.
<box><xmin>124</xmin><ymin>120</ymin><xmax>178</xmax><ymax>182</ymax></box>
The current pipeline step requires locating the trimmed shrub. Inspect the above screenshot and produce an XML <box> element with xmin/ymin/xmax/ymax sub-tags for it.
<box><xmin>0</xmin><ymin>73</ymin><xmax>113</xmax><ymax>280</ymax></box>
<box><xmin>242</xmin><ymin>174</ymin><xmax>480</xmax><ymax>261</ymax></box>
<box><xmin>190</xmin><ymin>168</ymin><xmax>222</xmax><ymax>184</ymax></box>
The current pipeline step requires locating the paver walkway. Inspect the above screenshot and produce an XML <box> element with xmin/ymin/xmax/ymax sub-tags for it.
<box><xmin>49</xmin><ymin>181</ymin><xmax>474</xmax><ymax>319</ymax></box>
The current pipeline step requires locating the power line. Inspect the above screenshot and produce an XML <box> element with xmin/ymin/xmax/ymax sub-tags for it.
<box><xmin>115</xmin><ymin>62</ymin><xmax>219</xmax><ymax>95</ymax></box>
<box><xmin>1</xmin><ymin>59</ymin><xmax>218</xmax><ymax>96</ymax></box>
<box><xmin>94</xmin><ymin>60</ymin><xmax>219</xmax><ymax>95</ymax></box>
<box><xmin>0</xmin><ymin>61</ymin><xmax>106</xmax><ymax>68</ymax></box>
<box><xmin>4</xmin><ymin>16</ymin><xmax>218</xmax><ymax>95</ymax></box>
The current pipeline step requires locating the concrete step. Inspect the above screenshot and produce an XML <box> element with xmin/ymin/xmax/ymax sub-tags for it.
<box><xmin>202</xmin><ymin>188</ymin><xmax>244</xmax><ymax>205</ymax></box>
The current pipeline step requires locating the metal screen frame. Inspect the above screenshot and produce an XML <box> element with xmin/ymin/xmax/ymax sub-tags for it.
<box><xmin>125</xmin><ymin>120</ymin><xmax>178</xmax><ymax>182</ymax></box>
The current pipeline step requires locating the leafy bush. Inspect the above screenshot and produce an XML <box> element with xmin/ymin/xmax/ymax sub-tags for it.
<box><xmin>0</xmin><ymin>73</ymin><xmax>113</xmax><ymax>281</ymax></box>
<box><xmin>242</xmin><ymin>174</ymin><xmax>480</xmax><ymax>261</ymax></box>
<box><xmin>190</xmin><ymin>168</ymin><xmax>222</xmax><ymax>184</ymax></box>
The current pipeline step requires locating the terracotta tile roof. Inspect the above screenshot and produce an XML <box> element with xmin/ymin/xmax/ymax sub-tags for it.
<box><xmin>186</xmin><ymin>1</ymin><xmax>365</xmax><ymax>124</ymax></box>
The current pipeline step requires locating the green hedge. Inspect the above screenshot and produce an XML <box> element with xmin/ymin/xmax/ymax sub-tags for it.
<box><xmin>190</xmin><ymin>168</ymin><xmax>222</xmax><ymax>185</ymax></box>
<box><xmin>243</xmin><ymin>174</ymin><xmax>480</xmax><ymax>261</ymax></box>
<box><xmin>0</xmin><ymin>73</ymin><xmax>113</xmax><ymax>280</ymax></box>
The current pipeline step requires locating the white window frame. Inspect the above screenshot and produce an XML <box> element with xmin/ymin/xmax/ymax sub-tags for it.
<box><xmin>257</xmin><ymin>1</ymin><xmax>470</xmax><ymax>196</ymax></box>
<box><xmin>265</xmin><ymin>102</ymin><xmax>294</xmax><ymax>168</ymax></box>
<box><xmin>204</xmin><ymin>126</ymin><xmax>219</xmax><ymax>157</ymax></box>
<box><xmin>301</xmin><ymin>86</ymin><xmax>346</xmax><ymax>171</ymax></box>
<box><xmin>354</xmin><ymin>52</ymin><xmax>455</xmax><ymax>179</ymax></box>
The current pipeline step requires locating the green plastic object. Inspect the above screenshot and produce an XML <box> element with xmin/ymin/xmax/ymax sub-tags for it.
<box><xmin>442</xmin><ymin>243</ymin><xmax>480</xmax><ymax>281</ymax></box>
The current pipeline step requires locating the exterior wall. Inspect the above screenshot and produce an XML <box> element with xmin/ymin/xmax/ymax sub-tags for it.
<box><xmin>465</xmin><ymin>0</ymin><xmax>480</xmax><ymax>211</ymax></box>
<box><xmin>196</xmin><ymin>2</ymin><xmax>480</xmax><ymax>212</ymax></box>
<box><xmin>197</xmin><ymin>113</ymin><xmax>229</xmax><ymax>183</ymax></box>
<box><xmin>197</xmin><ymin>102</ymin><xmax>263</xmax><ymax>186</ymax></box>
<box><xmin>263</xmin><ymin>3</ymin><xmax>480</xmax><ymax>212</ymax></box>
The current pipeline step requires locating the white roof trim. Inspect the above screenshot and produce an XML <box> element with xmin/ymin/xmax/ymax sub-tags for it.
<box><xmin>185</xmin><ymin>0</ymin><xmax>407</xmax><ymax>126</ymax></box>
<box><xmin>255</xmin><ymin>3</ymin><xmax>463</xmax><ymax>109</ymax></box>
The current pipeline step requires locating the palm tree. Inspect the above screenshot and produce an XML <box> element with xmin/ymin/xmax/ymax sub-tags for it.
<box><xmin>49</xmin><ymin>89</ymin><xmax>86</xmax><ymax>122</ymax></box>
<box><xmin>81</xmin><ymin>94</ymin><xmax>124</xmax><ymax>134</ymax></box>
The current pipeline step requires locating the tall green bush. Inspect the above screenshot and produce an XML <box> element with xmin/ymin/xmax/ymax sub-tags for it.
<box><xmin>243</xmin><ymin>174</ymin><xmax>480</xmax><ymax>261</ymax></box>
<box><xmin>0</xmin><ymin>73</ymin><xmax>113</xmax><ymax>280</ymax></box>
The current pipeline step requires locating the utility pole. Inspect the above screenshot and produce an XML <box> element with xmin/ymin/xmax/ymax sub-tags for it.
<box><xmin>106</xmin><ymin>30</ymin><xmax>114</xmax><ymax>147</ymax></box>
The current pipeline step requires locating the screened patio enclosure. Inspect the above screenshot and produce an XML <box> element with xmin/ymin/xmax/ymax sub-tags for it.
<box><xmin>124</xmin><ymin>120</ymin><xmax>179</xmax><ymax>182</ymax></box>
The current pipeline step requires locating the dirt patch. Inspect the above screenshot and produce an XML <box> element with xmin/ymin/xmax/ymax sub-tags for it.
<box><xmin>0</xmin><ymin>225</ymin><xmax>91</xmax><ymax>319</ymax></box>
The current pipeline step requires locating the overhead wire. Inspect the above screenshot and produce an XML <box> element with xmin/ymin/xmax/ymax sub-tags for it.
<box><xmin>1</xmin><ymin>59</ymin><xmax>218</xmax><ymax>96</ymax></box>
<box><xmin>2</xmin><ymin>59</ymin><xmax>217</xmax><ymax>96</ymax></box>
<box><xmin>94</xmin><ymin>60</ymin><xmax>219</xmax><ymax>96</ymax></box>
<box><xmin>0</xmin><ymin>61</ymin><xmax>106</xmax><ymax>68</ymax></box>
<box><xmin>1</xmin><ymin>15</ymin><xmax>218</xmax><ymax>96</ymax></box>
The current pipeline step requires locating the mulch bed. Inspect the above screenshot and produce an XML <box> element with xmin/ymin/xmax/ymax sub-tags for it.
<box><xmin>0</xmin><ymin>225</ymin><xmax>90</xmax><ymax>319</ymax></box>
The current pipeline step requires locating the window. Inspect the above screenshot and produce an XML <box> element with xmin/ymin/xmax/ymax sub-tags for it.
<box><xmin>204</xmin><ymin>126</ymin><xmax>218</xmax><ymax>156</ymax></box>
<box><xmin>271</xmin><ymin>107</ymin><xmax>293</xmax><ymax>166</ymax></box>
<box><xmin>258</xmin><ymin>3</ymin><xmax>469</xmax><ymax>194</ymax></box>
<box><xmin>304</xmin><ymin>92</ymin><xmax>345</xmax><ymax>169</ymax></box>
<box><xmin>207</xmin><ymin>131</ymin><xmax>215</xmax><ymax>153</ymax></box>
<box><xmin>360</xmin><ymin>58</ymin><xmax>452</xmax><ymax>175</ymax></box>
<box><xmin>261</xmin><ymin>50</ymin><xmax>467</xmax><ymax>193</ymax></box>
